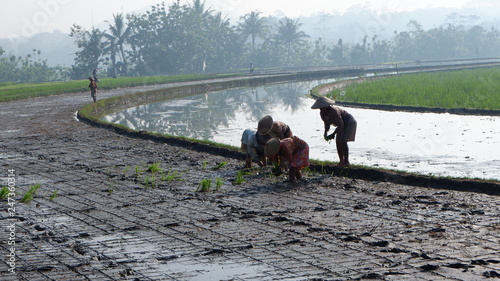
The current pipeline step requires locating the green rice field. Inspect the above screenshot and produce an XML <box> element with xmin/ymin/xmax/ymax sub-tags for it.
<box><xmin>0</xmin><ymin>74</ymin><xmax>239</xmax><ymax>102</ymax></box>
<box><xmin>327</xmin><ymin>67</ymin><xmax>500</xmax><ymax>110</ymax></box>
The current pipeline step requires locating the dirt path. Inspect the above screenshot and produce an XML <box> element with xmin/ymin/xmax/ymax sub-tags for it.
<box><xmin>1</xmin><ymin>81</ymin><xmax>500</xmax><ymax>280</ymax></box>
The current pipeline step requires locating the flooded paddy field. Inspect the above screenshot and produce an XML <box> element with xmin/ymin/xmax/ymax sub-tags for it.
<box><xmin>104</xmin><ymin>80</ymin><xmax>499</xmax><ymax>180</ymax></box>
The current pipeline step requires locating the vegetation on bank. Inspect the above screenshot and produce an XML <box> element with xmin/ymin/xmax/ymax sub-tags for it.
<box><xmin>0</xmin><ymin>73</ymin><xmax>239</xmax><ymax>102</ymax></box>
<box><xmin>325</xmin><ymin>67</ymin><xmax>500</xmax><ymax>110</ymax></box>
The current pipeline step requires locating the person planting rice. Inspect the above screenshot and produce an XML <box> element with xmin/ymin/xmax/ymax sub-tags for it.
<box><xmin>264</xmin><ymin>136</ymin><xmax>309</xmax><ymax>183</ymax></box>
<box><xmin>311</xmin><ymin>96</ymin><xmax>357</xmax><ymax>167</ymax></box>
<box><xmin>240</xmin><ymin>129</ymin><xmax>269</xmax><ymax>168</ymax></box>
<box><xmin>257</xmin><ymin>115</ymin><xmax>293</xmax><ymax>139</ymax></box>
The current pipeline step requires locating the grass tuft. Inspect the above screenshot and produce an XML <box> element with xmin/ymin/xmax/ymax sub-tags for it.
<box><xmin>0</xmin><ymin>186</ymin><xmax>9</xmax><ymax>200</ymax></box>
<box><xmin>20</xmin><ymin>183</ymin><xmax>41</xmax><ymax>203</ymax></box>
<box><xmin>197</xmin><ymin>179</ymin><xmax>212</xmax><ymax>192</ymax></box>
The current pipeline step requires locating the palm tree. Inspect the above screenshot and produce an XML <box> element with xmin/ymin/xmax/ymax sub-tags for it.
<box><xmin>104</xmin><ymin>13</ymin><xmax>131</xmax><ymax>75</ymax></box>
<box><xmin>190</xmin><ymin>0</ymin><xmax>212</xmax><ymax>18</ymax></box>
<box><xmin>275</xmin><ymin>17</ymin><xmax>309</xmax><ymax>63</ymax></box>
<box><xmin>238</xmin><ymin>11</ymin><xmax>269</xmax><ymax>52</ymax></box>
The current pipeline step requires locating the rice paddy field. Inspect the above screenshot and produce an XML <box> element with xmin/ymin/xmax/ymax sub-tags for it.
<box><xmin>2</xmin><ymin>67</ymin><xmax>500</xmax><ymax>111</ymax></box>
<box><xmin>0</xmin><ymin>73</ymin><xmax>238</xmax><ymax>102</ymax></box>
<box><xmin>328</xmin><ymin>67</ymin><xmax>500</xmax><ymax>110</ymax></box>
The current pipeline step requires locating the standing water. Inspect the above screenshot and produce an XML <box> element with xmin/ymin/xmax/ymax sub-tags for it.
<box><xmin>102</xmin><ymin>80</ymin><xmax>499</xmax><ymax>180</ymax></box>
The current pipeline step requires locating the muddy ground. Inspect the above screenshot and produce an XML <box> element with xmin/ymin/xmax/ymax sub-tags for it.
<box><xmin>1</xmin><ymin>78</ymin><xmax>500</xmax><ymax>280</ymax></box>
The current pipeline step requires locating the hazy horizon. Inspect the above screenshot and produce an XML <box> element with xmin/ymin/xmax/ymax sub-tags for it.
<box><xmin>2</xmin><ymin>0</ymin><xmax>500</xmax><ymax>67</ymax></box>
<box><xmin>2</xmin><ymin>0</ymin><xmax>484</xmax><ymax>39</ymax></box>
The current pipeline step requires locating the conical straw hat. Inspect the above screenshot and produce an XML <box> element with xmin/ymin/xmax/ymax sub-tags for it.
<box><xmin>258</xmin><ymin>115</ymin><xmax>273</xmax><ymax>135</ymax></box>
<box><xmin>311</xmin><ymin>96</ymin><xmax>335</xmax><ymax>109</ymax></box>
<box><xmin>264</xmin><ymin>138</ymin><xmax>281</xmax><ymax>158</ymax></box>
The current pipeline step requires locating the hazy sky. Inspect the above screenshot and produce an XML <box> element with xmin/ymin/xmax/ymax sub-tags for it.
<box><xmin>0</xmin><ymin>0</ymin><xmax>477</xmax><ymax>38</ymax></box>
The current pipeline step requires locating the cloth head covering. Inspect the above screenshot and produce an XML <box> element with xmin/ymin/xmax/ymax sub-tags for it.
<box><xmin>311</xmin><ymin>96</ymin><xmax>335</xmax><ymax>109</ymax></box>
<box><xmin>258</xmin><ymin>115</ymin><xmax>273</xmax><ymax>135</ymax></box>
<box><xmin>264</xmin><ymin>137</ymin><xmax>281</xmax><ymax>158</ymax></box>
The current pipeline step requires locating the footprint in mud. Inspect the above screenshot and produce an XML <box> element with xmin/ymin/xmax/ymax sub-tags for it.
<box><xmin>483</xmin><ymin>271</ymin><xmax>500</xmax><ymax>278</ymax></box>
<box><xmin>420</xmin><ymin>264</ymin><xmax>439</xmax><ymax>271</ymax></box>
<box><xmin>367</xmin><ymin>240</ymin><xmax>389</xmax><ymax>247</ymax></box>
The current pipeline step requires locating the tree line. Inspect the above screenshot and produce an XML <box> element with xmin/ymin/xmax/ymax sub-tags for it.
<box><xmin>1</xmin><ymin>0</ymin><xmax>500</xmax><ymax>83</ymax></box>
<box><xmin>0</xmin><ymin>48</ymin><xmax>67</xmax><ymax>84</ymax></box>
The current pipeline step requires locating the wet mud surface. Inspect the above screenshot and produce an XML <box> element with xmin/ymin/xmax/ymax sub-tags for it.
<box><xmin>1</xmin><ymin>79</ymin><xmax>500</xmax><ymax>280</ymax></box>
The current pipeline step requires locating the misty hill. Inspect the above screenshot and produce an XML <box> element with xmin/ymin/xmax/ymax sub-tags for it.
<box><xmin>300</xmin><ymin>6</ymin><xmax>500</xmax><ymax>43</ymax></box>
<box><xmin>1</xmin><ymin>5</ymin><xmax>499</xmax><ymax>68</ymax></box>
<box><xmin>0</xmin><ymin>30</ymin><xmax>77</xmax><ymax>67</ymax></box>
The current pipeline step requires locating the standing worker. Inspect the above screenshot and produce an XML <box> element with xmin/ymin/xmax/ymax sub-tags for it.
<box><xmin>311</xmin><ymin>96</ymin><xmax>357</xmax><ymax>167</ymax></box>
<box><xmin>88</xmin><ymin>77</ymin><xmax>98</xmax><ymax>103</ymax></box>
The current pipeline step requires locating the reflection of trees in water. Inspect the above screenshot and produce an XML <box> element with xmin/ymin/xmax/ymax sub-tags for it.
<box><xmin>104</xmin><ymin>80</ymin><xmax>331</xmax><ymax>139</ymax></box>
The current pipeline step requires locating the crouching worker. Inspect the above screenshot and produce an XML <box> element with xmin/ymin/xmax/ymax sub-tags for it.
<box><xmin>264</xmin><ymin>136</ymin><xmax>309</xmax><ymax>183</ymax></box>
<box><xmin>241</xmin><ymin>129</ymin><xmax>268</xmax><ymax>168</ymax></box>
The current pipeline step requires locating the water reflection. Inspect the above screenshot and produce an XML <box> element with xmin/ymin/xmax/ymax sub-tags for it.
<box><xmin>103</xmin><ymin>80</ymin><xmax>499</xmax><ymax>180</ymax></box>
<box><xmin>103</xmin><ymin>80</ymin><xmax>328</xmax><ymax>140</ymax></box>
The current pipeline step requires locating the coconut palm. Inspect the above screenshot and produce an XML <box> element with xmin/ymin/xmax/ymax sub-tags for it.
<box><xmin>190</xmin><ymin>0</ymin><xmax>212</xmax><ymax>18</ymax></box>
<box><xmin>238</xmin><ymin>11</ymin><xmax>269</xmax><ymax>52</ymax></box>
<box><xmin>275</xmin><ymin>17</ymin><xmax>309</xmax><ymax>64</ymax></box>
<box><xmin>104</xmin><ymin>13</ymin><xmax>131</xmax><ymax>75</ymax></box>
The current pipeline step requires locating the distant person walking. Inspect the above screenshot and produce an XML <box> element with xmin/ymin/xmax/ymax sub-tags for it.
<box><xmin>88</xmin><ymin>77</ymin><xmax>98</xmax><ymax>103</ymax></box>
<box><xmin>311</xmin><ymin>96</ymin><xmax>357</xmax><ymax>167</ymax></box>
<box><xmin>92</xmin><ymin>68</ymin><xmax>100</xmax><ymax>83</ymax></box>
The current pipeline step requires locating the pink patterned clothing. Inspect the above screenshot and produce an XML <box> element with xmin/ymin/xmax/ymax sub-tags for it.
<box><xmin>280</xmin><ymin>136</ymin><xmax>309</xmax><ymax>169</ymax></box>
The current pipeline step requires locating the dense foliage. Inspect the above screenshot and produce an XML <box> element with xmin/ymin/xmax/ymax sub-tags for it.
<box><xmin>0</xmin><ymin>48</ymin><xmax>67</xmax><ymax>83</ymax></box>
<box><xmin>2</xmin><ymin>0</ymin><xmax>500</xmax><ymax>83</ymax></box>
<box><xmin>67</xmin><ymin>1</ymin><xmax>500</xmax><ymax>79</ymax></box>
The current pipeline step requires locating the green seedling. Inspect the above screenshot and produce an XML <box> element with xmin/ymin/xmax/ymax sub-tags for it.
<box><xmin>162</xmin><ymin>170</ymin><xmax>184</xmax><ymax>182</ymax></box>
<box><xmin>215</xmin><ymin>178</ymin><xmax>224</xmax><ymax>191</ymax></box>
<box><xmin>143</xmin><ymin>174</ymin><xmax>157</xmax><ymax>188</ymax></box>
<box><xmin>0</xmin><ymin>186</ymin><xmax>9</xmax><ymax>200</ymax></box>
<box><xmin>49</xmin><ymin>190</ymin><xmax>58</xmax><ymax>201</ymax></box>
<box><xmin>213</xmin><ymin>162</ymin><xmax>227</xmax><ymax>170</ymax></box>
<box><xmin>107</xmin><ymin>182</ymin><xmax>116</xmax><ymax>193</ymax></box>
<box><xmin>105</xmin><ymin>168</ymin><xmax>113</xmax><ymax>178</ymax></box>
<box><xmin>20</xmin><ymin>183</ymin><xmax>41</xmax><ymax>203</ymax></box>
<box><xmin>197</xmin><ymin>179</ymin><xmax>212</xmax><ymax>192</ymax></box>
<box><xmin>201</xmin><ymin>161</ymin><xmax>208</xmax><ymax>171</ymax></box>
<box><xmin>134</xmin><ymin>165</ymin><xmax>142</xmax><ymax>178</ymax></box>
<box><xmin>122</xmin><ymin>166</ymin><xmax>130</xmax><ymax>177</ymax></box>
<box><xmin>234</xmin><ymin>170</ymin><xmax>252</xmax><ymax>185</ymax></box>
<box><xmin>147</xmin><ymin>162</ymin><xmax>163</xmax><ymax>174</ymax></box>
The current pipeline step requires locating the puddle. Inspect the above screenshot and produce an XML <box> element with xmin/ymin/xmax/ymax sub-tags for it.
<box><xmin>103</xmin><ymin>80</ymin><xmax>499</xmax><ymax>180</ymax></box>
<box><xmin>156</xmin><ymin>258</ymin><xmax>274</xmax><ymax>280</ymax></box>
<box><xmin>82</xmin><ymin>232</ymin><xmax>275</xmax><ymax>280</ymax></box>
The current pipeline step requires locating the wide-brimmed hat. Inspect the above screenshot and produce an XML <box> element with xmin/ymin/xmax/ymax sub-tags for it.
<box><xmin>264</xmin><ymin>137</ymin><xmax>281</xmax><ymax>158</ymax></box>
<box><xmin>311</xmin><ymin>96</ymin><xmax>335</xmax><ymax>109</ymax></box>
<box><xmin>258</xmin><ymin>115</ymin><xmax>273</xmax><ymax>135</ymax></box>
